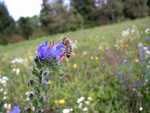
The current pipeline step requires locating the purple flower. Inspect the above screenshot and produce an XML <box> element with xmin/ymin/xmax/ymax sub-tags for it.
<box><xmin>122</xmin><ymin>59</ymin><xmax>127</xmax><ymax>65</ymax></box>
<box><xmin>116</xmin><ymin>72</ymin><xmax>121</xmax><ymax>77</ymax></box>
<box><xmin>148</xmin><ymin>37</ymin><xmax>150</xmax><ymax>41</ymax></box>
<box><xmin>37</xmin><ymin>41</ymin><xmax>50</xmax><ymax>59</ymax></box>
<box><xmin>145</xmin><ymin>71</ymin><xmax>149</xmax><ymax>75</ymax></box>
<box><xmin>37</xmin><ymin>41</ymin><xmax>64</xmax><ymax>59</ymax></box>
<box><xmin>9</xmin><ymin>106</ymin><xmax>21</xmax><ymax>113</ymax></box>
<box><xmin>136</xmin><ymin>81</ymin><xmax>142</xmax><ymax>87</ymax></box>
<box><xmin>49</xmin><ymin>44</ymin><xmax>64</xmax><ymax>58</ymax></box>
<box><xmin>138</xmin><ymin>43</ymin><xmax>142</xmax><ymax>48</ymax></box>
<box><xmin>139</xmin><ymin>53</ymin><xmax>143</xmax><ymax>57</ymax></box>
<box><xmin>138</xmin><ymin>61</ymin><xmax>141</xmax><ymax>65</ymax></box>
<box><xmin>128</xmin><ymin>68</ymin><xmax>131</xmax><ymax>72</ymax></box>
<box><xmin>139</xmin><ymin>53</ymin><xmax>143</xmax><ymax>59</ymax></box>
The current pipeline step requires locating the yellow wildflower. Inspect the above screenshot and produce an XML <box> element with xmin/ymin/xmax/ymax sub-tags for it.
<box><xmin>90</xmin><ymin>56</ymin><xmax>94</xmax><ymax>60</ymax></box>
<box><xmin>95</xmin><ymin>57</ymin><xmax>99</xmax><ymax>61</ymax></box>
<box><xmin>135</xmin><ymin>59</ymin><xmax>139</xmax><ymax>63</ymax></box>
<box><xmin>59</xmin><ymin>99</ymin><xmax>65</xmax><ymax>104</ymax></box>
<box><xmin>83</xmin><ymin>51</ymin><xmax>88</xmax><ymax>55</ymax></box>
<box><xmin>120</xmin><ymin>43</ymin><xmax>124</xmax><ymax>48</ymax></box>
<box><xmin>54</xmin><ymin>100</ymin><xmax>58</xmax><ymax>104</ymax></box>
<box><xmin>73</xmin><ymin>64</ymin><xmax>77</xmax><ymax>69</ymax></box>
<box><xmin>98</xmin><ymin>46</ymin><xmax>104</xmax><ymax>51</ymax></box>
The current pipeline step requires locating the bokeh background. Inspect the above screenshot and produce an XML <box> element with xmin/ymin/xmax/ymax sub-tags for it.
<box><xmin>0</xmin><ymin>0</ymin><xmax>150</xmax><ymax>112</ymax></box>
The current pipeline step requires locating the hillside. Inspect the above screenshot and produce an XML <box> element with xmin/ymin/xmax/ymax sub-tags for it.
<box><xmin>0</xmin><ymin>17</ymin><xmax>150</xmax><ymax>112</ymax></box>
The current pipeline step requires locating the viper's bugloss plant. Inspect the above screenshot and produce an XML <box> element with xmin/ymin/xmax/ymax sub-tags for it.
<box><xmin>27</xmin><ymin>41</ymin><xmax>66</xmax><ymax>112</ymax></box>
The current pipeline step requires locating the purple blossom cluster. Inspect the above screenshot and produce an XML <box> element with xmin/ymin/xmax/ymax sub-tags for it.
<box><xmin>37</xmin><ymin>41</ymin><xmax>64</xmax><ymax>59</ymax></box>
<box><xmin>9</xmin><ymin>106</ymin><xmax>21</xmax><ymax>113</ymax></box>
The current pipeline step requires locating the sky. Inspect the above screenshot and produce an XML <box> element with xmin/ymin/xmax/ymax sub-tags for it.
<box><xmin>0</xmin><ymin>0</ymin><xmax>70</xmax><ymax>21</ymax></box>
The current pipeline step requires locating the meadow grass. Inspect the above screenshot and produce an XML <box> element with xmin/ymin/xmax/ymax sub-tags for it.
<box><xmin>0</xmin><ymin>17</ymin><xmax>150</xmax><ymax>113</ymax></box>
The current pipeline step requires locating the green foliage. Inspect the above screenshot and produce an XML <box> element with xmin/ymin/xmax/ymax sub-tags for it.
<box><xmin>27</xmin><ymin>56</ymin><xmax>64</xmax><ymax>112</ymax></box>
<box><xmin>98</xmin><ymin>0</ymin><xmax>124</xmax><ymax>25</ymax></box>
<box><xmin>123</xmin><ymin>0</ymin><xmax>149</xmax><ymax>19</ymax></box>
<box><xmin>40</xmin><ymin>0</ymin><xmax>84</xmax><ymax>34</ymax></box>
<box><xmin>71</xmin><ymin>0</ymin><xmax>98</xmax><ymax>27</ymax></box>
<box><xmin>0</xmin><ymin>2</ymin><xmax>15</xmax><ymax>45</ymax></box>
<box><xmin>16</xmin><ymin>17</ymin><xmax>34</xmax><ymax>40</ymax></box>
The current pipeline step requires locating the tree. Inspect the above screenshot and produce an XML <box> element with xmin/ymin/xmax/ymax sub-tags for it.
<box><xmin>40</xmin><ymin>0</ymin><xmax>83</xmax><ymax>34</ymax></box>
<box><xmin>71</xmin><ymin>0</ymin><xmax>98</xmax><ymax>27</ymax></box>
<box><xmin>40</xmin><ymin>0</ymin><xmax>66</xmax><ymax>34</ymax></box>
<box><xmin>147</xmin><ymin>0</ymin><xmax>150</xmax><ymax>15</ymax></box>
<box><xmin>65</xmin><ymin>7</ymin><xmax>84</xmax><ymax>30</ymax></box>
<box><xmin>123</xmin><ymin>0</ymin><xmax>149</xmax><ymax>19</ymax></box>
<box><xmin>17</xmin><ymin>17</ymin><xmax>33</xmax><ymax>40</ymax></box>
<box><xmin>0</xmin><ymin>2</ymin><xmax>15</xmax><ymax>45</ymax></box>
<box><xmin>96</xmin><ymin>0</ymin><xmax>124</xmax><ymax>25</ymax></box>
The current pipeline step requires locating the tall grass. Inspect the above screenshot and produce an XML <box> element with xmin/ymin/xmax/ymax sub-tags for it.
<box><xmin>0</xmin><ymin>17</ymin><xmax>150</xmax><ymax>112</ymax></box>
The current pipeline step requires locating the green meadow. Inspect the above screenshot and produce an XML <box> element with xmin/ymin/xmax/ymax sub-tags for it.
<box><xmin>0</xmin><ymin>17</ymin><xmax>150</xmax><ymax>113</ymax></box>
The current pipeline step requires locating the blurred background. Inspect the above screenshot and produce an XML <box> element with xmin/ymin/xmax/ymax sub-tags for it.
<box><xmin>0</xmin><ymin>0</ymin><xmax>150</xmax><ymax>45</ymax></box>
<box><xmin>0</xmin><ymin>0</ymin><xmax>150</xmax><ymax>113</ymax></box>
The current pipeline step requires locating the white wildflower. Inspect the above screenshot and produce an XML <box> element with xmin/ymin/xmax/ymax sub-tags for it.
<box><xmin>63</xmin><ymin>108</ymin><xmax>70</xmax><ymax>113</ymax></box>
<box><xmin>121</xmin><ymin>29</ymin><xmax>130</xmax><ymax>37</ymax></box>
<box><xmin>11</xmin><ymin>57</ymin><xmax>27</xmax><ymax>64</ymax></box>
<box><xmin>69</xmin><ymin>108</ymin><xmax>73</xmax><ymax>111</ymax></box>
<box><xmin>4</xmin><ymin>103</ymin><xmax>8</xmax><ymax>109</ymax></box>
<box><xmin>26</xmin><ymin>97</ymin><xmax>30</xmax><ymax>101</ymax></box>
<box><xmin>12</xmin><ymin>68</ymin><xmax>20</xmax><ymax>74</ymax></box>
<box><xmin>32</xmin><ymin>106</ymin><xmax>35</xmax><ymax>111</ymax></box>
<box><xmin>7</xmin><ymin>104</ymin><xmax>11</xmax><ymax>109</ymax></box>
<box><xmin>12</xmin><ymin>68</ymin><xmax>16</xmax><ymax>72</ymax></box>
<box><xmin>77</xmin><ymin>96</ymin><xmax>85</xmax><ymax>103</ymax></box>
<box><xmin>3</xmin><ymin>103</ymin><xmax>11</xmax><ymax>109</ymax></box>
<box><xmin>139</xmin><ymin>107</ymin><xmax>143</xmax><ymax>111</ymax></box>
<box><xmin>3</xmin><ymin>91</ymin><xmax>7</xmax><ymax>95</ymax></box>
<box><xmin>145</xmin><ymin>28</ymin><xmax>150</xmax><ymax>34</ymax></box>
<box><xmin>88</xmin><ymin>97</ymin><xmax>92</xmax><ymax>101</ymax></box>
<box><xmin>147</xmin><ymin>65</ymin><xmax>150</xmax><ymax>69</ymax></box>
<box><xmin>145</xmin><ymin>51</ymin><xmax>150</xmax><ymax>55</ymax></box>
<box><xmin>85</xmin><ymin>101</ymin><xmax>90</xmax><ymax>105</ymax></box>
<box><xmin>2</xmin><ymin>76</ymin><xmax>8</xmax><ymax>81</ymax></box>
<box><xmin>145</xmin><ymin>79</ymin><xmax>148</xmax><ymax>82</ymax></box>
<box><xmin>83</xmin><ymin>107</ymin><xmax>88</xmax><ymax>111</ymax></box>
<box><xmin>16</xmin><ymin>68</ymin><xmax>20</xmax><ymax>74</ymax></box>
<box><xmin>143</xmin><ymin>47</ymin><xmax>148</xmax><ymax>50</ymax></box>
<box><xmin>1</xmin><ymin>79</ymin><xmax>6</xmax><ymax>85</ymax></box>
<box><xmin>0</xmin><ymin>88</ymin><xmax>3</xmax><ymax>92</ymax></box>
<box><xmin>3</xmin><ymin>96</ymin><xmax>7</xmax><ymax>100</ymax></box>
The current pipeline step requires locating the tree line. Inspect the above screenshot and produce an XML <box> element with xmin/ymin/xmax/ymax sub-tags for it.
<box><xmin>0</xmin><ymin>0</ymin><xmax>150</xmax><ymax>45</ymax></box>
